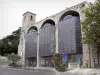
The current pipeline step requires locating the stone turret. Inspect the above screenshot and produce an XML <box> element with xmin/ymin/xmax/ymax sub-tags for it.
<box><xmin>22</xmin><ymin>11</ymin><xmax>36</xmax><ymax>30</ymax></box>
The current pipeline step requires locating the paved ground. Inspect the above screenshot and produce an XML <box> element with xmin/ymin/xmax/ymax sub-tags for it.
<box><xmin>68</xmin><ymin>68</ymin><xmax>100</xmax><ymax>75</ymax></box>
<box><xmin>60</xmin><ymin>68</ymin><xmax>100</xmax><ymax>75</ymax></box>
<box><xmin>0</xmin><ymin>66</ymin><xmax>100</xmax><ymax>75</ymax></box>
<box><xmin>0</xmin><ymin>66</ymin><xmax>57</xmax><ymax>75</ymax></box>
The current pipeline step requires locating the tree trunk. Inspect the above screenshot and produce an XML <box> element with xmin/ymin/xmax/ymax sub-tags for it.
<box><xmin>97</xmin><ymin>51</ymin><xmax>100</xmax><ymax>67</ymax></box>
<box><xmin>88</xmin><ymin>44</ymin><xmax>91</xmax><ymax>68</ymax></box>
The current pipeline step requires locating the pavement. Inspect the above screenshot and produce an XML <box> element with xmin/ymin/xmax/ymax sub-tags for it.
<box><xmin>59</xmin><ymin>68</ymin><xmax>100</xmax><ymax>75</ymax></box>
<box><xmin>34</xmin><ymin>67</ymin><xmax>58</xmax><ymax>75</ymax></box>
<box><xmin>0</xmin><ymin>65</ymin><xmax>100</xmax><ymax>75</ymax></box>
<box><xmin>0</xmin><ymin>66</ymin><xmax>57</xmax><ymax>75</ymax></box>
<box><xmin>68</xmin><ymin>68</ymin><xmax>100</xmax><ymax>75</ymax></box>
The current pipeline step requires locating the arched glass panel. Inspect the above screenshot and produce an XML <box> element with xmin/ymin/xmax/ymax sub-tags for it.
<box><xmin>39</xmin><ymin>23</ymin><xmax>55</xmax><ymax>56</ymax></box>
<box><xmin>58</xmin><ymin>11</ymin><xmax>82</xmax><ymax>54</ymax></box>
<box><xmin>25</xmin><ymin>29</ymin><xmax>38</xmax><ymax>57</ymax></box>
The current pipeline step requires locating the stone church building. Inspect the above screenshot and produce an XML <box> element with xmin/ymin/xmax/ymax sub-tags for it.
<box><xmin>18</xmin><ymin>1</ymin><xmax>99</xmax><ymax>68</ymax></box>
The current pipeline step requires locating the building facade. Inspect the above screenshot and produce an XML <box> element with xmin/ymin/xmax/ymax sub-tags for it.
<box><xmin>18</xmin><ymin>1</ymin><xmax>93</xmax><ymax>67</ymax></box>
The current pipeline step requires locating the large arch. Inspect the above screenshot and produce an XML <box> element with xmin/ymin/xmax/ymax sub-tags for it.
<box><xmin>59</xmin><ymin>10</ymin><xmax>80</xmax><ymax>22</ymax></box>
<box><xmin>25</xmin><ymin>26</ymin><xmax>38</xmax><ymax>66</ymax></box>
<box><xmin>40</xmin><ymin>19</ymin><xmax>55</xmax><ymax>28</ymax></box>
<box><xmin>27</xmin><ymin>26</ymin><xmax>38</xmax><ymax>33</ymax></box>
<box><xmin>39</xmin><ymin>19</ymin><xmax>55</xmax><ymax>67</ymax></box>
<box><xmin>58</xmin><ymin>10</ymin><xmax>82</xmax><ymax>54</ymax></box>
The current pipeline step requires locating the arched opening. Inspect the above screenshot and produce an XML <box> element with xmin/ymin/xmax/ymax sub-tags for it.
<box><xmin>41</xmin><ymin>19</ymin><xmax>55</xmax><ymax>28</ymax></box>
<box><xmin>39</xmin><ymin>19</ymin><xmax>55</xmax><ymax>67</ymax></box>
<box><xmin>25</xmin><ymin>26</ymin><xmax>38</xmax><ymax>66</ymax></box>
<box><xmin>24</xmin><ymin>16</ymin><xmax>26</xmax><ymax>21</ymax></box>
<box><xmin>27</xmin><ymin>26</ymin><xmax>38</xmax><ymax>33</ymax></box>
<box><xmin>59</xmin><ymin>10</ymin><xmax>80</xmax><ymax>22</ymax></box>
<box><xmin>58</xmin><ymin>10</ymin><xmax>82</xmax><ymax>65</ymax></box>
<box><xmin>30</xmin><ymin>15</ymin><xmax>33</xmax><ymax>20</ymax></box>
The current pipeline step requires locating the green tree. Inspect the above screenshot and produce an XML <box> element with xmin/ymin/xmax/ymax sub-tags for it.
<box><xmin>1</xmin><ymin>27</ymin><xmax>21</xmax><ymax>56</ymax></box>
<box><xmin>7</xmin><ymin>53</ymin><xmax>21</xmax><ymax>67</ymax></box>
<box><xmin>52</xmin><ymin>53</ymin><xmax>60</xmax><ymax>67</ymax></box>
<box><xmin>82</xmin><ymin>0</ymin><xmax>100</xmax><ymax>66</ymax></box>
<box><xmin>0</xmin><ymin>40</ymin><xmax>4</xmax><ymax>55</ymax></box>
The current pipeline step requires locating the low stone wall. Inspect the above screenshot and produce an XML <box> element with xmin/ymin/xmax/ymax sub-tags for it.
<box><xmin>68</xmin><ymin>62</ymin><xmax>80</xmax><ymax>69</ymax></box>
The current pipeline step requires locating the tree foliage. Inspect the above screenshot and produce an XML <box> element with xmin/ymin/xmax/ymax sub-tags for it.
<box><xmin>0</xmin><ymin>27</ymin><xmax>21</xmax><ymax>56</ymax></box>
<box><xmin>7</xmin><ymin>53</ymin><xmax>21</xmax><ymax>67</ymax></box>
<box><xmin>0</xmin><ymin>40</ymin><xmax>4</xmax><ymax>55</ymax></box>
<box><xmin>8</xmin><ymin>53</ymin><xmax>21</xmax><ymax>64</ymax></box>
<box><xmin>82</xmin><ymin>0</ymin><xmax>100</xmax><ymax>51</ymax></box>
<box><xmin>52</xmin><ymin>53</ymin><xmax>60</xmax><ymax>67</ymax></box>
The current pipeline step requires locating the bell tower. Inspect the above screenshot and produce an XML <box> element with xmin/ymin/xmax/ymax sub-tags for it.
<box><xmin>22</xmin><ymin>11</ymin><xmax>36</xmax><ymax>30</ymax></box>
<box><xmin>18</xmin><ymin>11</ymin><xmax>36</xmax><ymax>66</ymax></box>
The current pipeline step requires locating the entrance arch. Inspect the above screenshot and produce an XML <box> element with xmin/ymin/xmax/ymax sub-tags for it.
<box><xmin>25</xmin><ymin>26</ymin><xmax>38</xmax><ymax>66</ymax></box>
<box><xmin>59</xmin><ymin>10</ymin><xmax>80</xmax><ymax>22</ymax></box>
<box><xmin>39</xmin><ymin>19</ymin><xmax>55</xmax><ymax>67</ymax></box>
<box><xmin>58</xmin><ymin>10</ymin><xmax>82</xmax><ymax>54</ymax></box>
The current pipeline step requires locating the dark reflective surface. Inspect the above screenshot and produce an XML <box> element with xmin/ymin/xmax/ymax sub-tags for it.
<box><xmin>58</xmin><ymin>16</ymin><xmax>82</xmax><ymax>54</ymax></box>
<box><xmin>25</xmin><ymin>15</ymin><xmax>82</xmax><ymax>57</ymax></box>
<box><xmin>25</xmin><ymin>30</ymin><xmax>38</xmax><ymax>57</ymax></box>
<box><xmin>39</xmin><ymin>23</ymin><xmax>55</xmax><ymax>56</ymax></box>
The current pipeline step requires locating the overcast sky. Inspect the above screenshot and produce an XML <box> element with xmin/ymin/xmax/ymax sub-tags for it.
<box><xmin>0</xmin><ymin>0</ymin><xmax>95</xmax><ymax>39</ymax></box>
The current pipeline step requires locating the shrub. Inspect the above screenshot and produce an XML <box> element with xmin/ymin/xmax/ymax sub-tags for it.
<box><xmin>52</xmin><ymin>53</ymin><xmax>60</xmax><ymax>67</ymax></box>
<box><xmin>7</xmin><ymin>53</ymin><xmax>21</xmax><ymax>68</ymax></box>
<box><xmin>56</xmin><ymin>66</ymin><xmax>67</xmax><ymax>72</ymax></box>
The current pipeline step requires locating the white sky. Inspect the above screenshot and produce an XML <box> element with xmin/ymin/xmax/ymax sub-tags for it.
<box><xmin>0</xmin><ymin>0</ymin><xmax>95</xmax><ymax>39</ymax></box>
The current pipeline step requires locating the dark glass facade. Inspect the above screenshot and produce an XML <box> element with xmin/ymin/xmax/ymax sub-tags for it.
<box><xmin>25</xmin><ymin>15</ymin><xmax>82</xmax><ymax>57</ymax></box>
<box><xmin>39</xmin><ymin>23</ymin><xmax>55</xmax><ymax>56</ymax></box>
<box><xmin>58</xmin><ymin>15</ymin><xmax>82</xmax><ymax>54</ymax></box>
<box><xmin>25</xmin><ymin>30</ymin><xmax>38</xmax><ymax>57</ymax></box>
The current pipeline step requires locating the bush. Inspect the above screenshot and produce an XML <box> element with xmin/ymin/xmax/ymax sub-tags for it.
<box><xmin>7</xmin><ymin>53</ymin><xmax>21</xmax><ymax>68</ymax></box>
<box><xmin>9</xmin><ymin>63</ymin><xmax>17</xmax><ymax>67</ymax></box>
<box><xmin>56</xmin><ymin>66</ymin><xmax>67</xmax><ymax>72</ymax></box>
<box><xmin>52</xmin><ymin>53</ymin><xmax>60</xmax><ymax>67</ymax></box>
<box><xmin>8</xmin><ymin>63</ymin><xmax>22</xmax><ymax>68</ymax></box>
